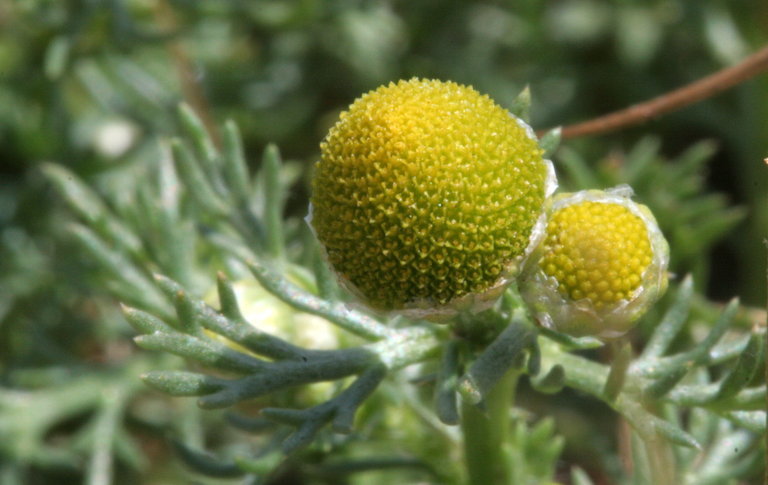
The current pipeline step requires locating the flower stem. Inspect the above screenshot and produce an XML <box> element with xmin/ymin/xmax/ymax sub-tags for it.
<box><xmin>461</xmin><ymin>369</ymin><xmax>518</xmax><ymax>485</ymax></box>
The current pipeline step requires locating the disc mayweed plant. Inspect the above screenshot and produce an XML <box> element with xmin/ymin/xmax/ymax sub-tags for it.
<box><xmin>52</xmin><ymin>77</ymin><xmax>759</xmax><ymax>485</ymax></box>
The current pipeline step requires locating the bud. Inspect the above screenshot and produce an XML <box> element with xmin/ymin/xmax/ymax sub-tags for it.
<box><xmin>520</xmin><ymin>187</ymin><xmax>669</xmax><ymax>338</ymax></box>
<box><xmin>309</xmin><ymin>79</ymin><xmax>555</xmax><ymax>318</ymax></box>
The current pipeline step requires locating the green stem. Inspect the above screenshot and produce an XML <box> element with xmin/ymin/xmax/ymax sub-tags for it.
<box><xmin>461</xmin><ymin>370</ymin><xmax>518</xmax><ymax>485</ymax></box>
<box><xmin>603</xmin><ymin>338</ymin><xmax>632</xmax><ymax>401</ymax></box>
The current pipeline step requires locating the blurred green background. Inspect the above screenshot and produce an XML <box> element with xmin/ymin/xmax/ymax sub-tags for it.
<box><xmin>1</xmin><ymin>1</ymin><xmax>766</xmax><ymax>483</ymax></box>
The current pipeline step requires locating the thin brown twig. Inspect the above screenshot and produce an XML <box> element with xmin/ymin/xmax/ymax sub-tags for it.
<box><xmin>547</xmin><ymin>45</ymin><xmax>768</xmax><ymax>139</ymax></box>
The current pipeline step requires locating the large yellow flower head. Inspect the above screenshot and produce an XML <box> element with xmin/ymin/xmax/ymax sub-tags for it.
<box><xmin>309</xmin><ymin>79</ymin><xmax>555</xmax><ymax>317</ymax></box>
<box><xmin>520</xmin><ymin>187</ymin><xmax>669</xmax><ymax>338</ymax></box>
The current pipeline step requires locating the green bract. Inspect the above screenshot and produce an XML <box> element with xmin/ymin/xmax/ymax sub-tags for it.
<box><xmin>309</xmin><ymin>79</ymin><xmax>555</xmax><ymax>317</ymax></box>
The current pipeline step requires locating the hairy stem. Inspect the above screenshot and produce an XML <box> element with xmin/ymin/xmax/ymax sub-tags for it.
<box><xmin>461</xmin><ymin>370</ymin><xmax>518</xmax><ymax>485</ymax></box>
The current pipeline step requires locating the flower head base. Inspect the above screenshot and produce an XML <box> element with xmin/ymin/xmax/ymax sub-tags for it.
<box><xmin>520</xmin><ymin>187</ymin><xmax>669</xmax><ymax>338</ymax></box>
<box><xmin>309</xmin><ymin>78</ymin><xmax>555</xmax><ymax>318</ymax></box>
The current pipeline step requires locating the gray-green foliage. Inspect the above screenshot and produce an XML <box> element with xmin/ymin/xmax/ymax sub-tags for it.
<box><xmin>2</xmin><ymin>2</ymin><xmax>767</xmax><ymax>484</ymax></box>
<box><xmin>29</xmin><ymin>104</ymin><xmax>764</xmax><ymax>484</ymax></box>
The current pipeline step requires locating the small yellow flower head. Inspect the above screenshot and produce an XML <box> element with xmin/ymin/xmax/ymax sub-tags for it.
<box><xmin>520</xmin><ymin>186</ymin><xmax>669</xmax><ymax>338</ymax></box>
<box><xmin>309</xmin><ymin>78</ymin><xmax>555</xmax><ymax>318</ymax></box>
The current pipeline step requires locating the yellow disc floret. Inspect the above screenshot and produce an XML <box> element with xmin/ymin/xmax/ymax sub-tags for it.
<box><xmin>541</xmin><ymin>201</ymin><xmax>652</xmax><ymax>307</ymax></box>
<box><xmin>310</xmin><ymin>78</ymin><xmax>552</xmax><ymax>315</ymax></box>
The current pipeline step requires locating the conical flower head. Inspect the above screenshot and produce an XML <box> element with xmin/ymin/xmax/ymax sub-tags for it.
<box><xmin>309</xmin><ymin>79</ymin><xmax>555</xmax><ymax>317</ymax></box>
<box><xmin>520</xmin><ymin>187</ymin><xmax>669</xmax><ymax>338</ymax></box>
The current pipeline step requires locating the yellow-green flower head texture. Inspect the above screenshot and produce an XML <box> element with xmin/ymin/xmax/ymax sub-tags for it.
<box><xmin>309</xmin><ymin>79</ymin><xmax>556</xmax><ymax>317</ymax></box>
<box><xmin>520</xmin><ymin>186</ymin><xmax>669</xmax><ymax>338</ymax></box>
